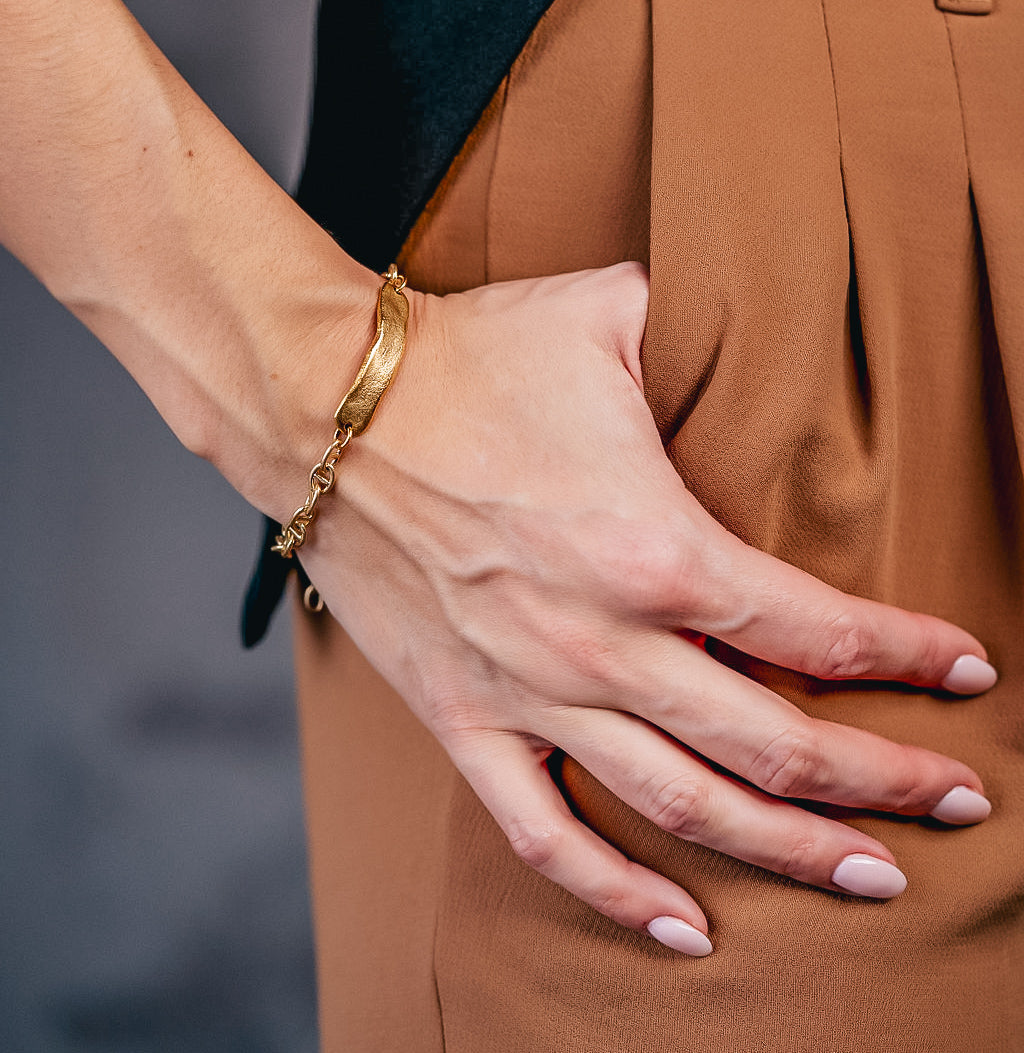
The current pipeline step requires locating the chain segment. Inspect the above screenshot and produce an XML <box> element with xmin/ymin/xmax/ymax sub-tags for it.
<box><xmin>271</xmin><ymin>427</ymin><xmax>353</xmax><ymax>558</ymax></box>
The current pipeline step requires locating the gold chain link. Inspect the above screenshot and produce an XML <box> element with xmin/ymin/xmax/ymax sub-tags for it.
<box><xmin>271</xmin><ymin>427</ymin><xmax>353</xmax><ymax>558</ymax></box>
<box><xmin>382</xmin><ymin>262</ymin><xmax>407</xmax><ymax>292</ymax></box>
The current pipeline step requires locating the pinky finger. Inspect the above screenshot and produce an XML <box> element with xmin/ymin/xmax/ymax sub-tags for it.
<box><xmin>449</xmin><ymin>729</ymin><xmax>715</xmax><ymax>957</ymax></box>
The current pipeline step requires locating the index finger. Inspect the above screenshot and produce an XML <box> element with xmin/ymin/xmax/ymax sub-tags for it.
<box><xmin>675</xmin><ymin>526</ymin><xmax>997</xmax><ymax>695</ymax></box>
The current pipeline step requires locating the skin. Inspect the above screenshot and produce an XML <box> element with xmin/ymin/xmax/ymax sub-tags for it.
<box><xmin>0</xmin><ymin>0</ymin><xmax>995</xmax><ymax>950</ymax></box>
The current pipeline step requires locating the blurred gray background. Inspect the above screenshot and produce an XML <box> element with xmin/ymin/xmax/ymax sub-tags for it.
<box><xmin>1</xmin><ymin>1</ymin><xmax>322</xmax><ymax>1049</ymax></box>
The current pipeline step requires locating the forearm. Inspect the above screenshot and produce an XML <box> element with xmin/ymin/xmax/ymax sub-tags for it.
<box><xmin>0</xmin><ymin>0</ymin><xmax>378</xmax><ymax>512</ymax></box>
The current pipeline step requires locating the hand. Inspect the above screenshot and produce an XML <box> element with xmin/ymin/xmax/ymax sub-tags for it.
<box><xmin>295</xmin><ymin>262</ymin><xmax>996</xmax><ymax>956</ymax></box>
<box><xmin>0</xmin><ymin>0</ymin><xmax>992</xmax><ymax>958</ymax></box>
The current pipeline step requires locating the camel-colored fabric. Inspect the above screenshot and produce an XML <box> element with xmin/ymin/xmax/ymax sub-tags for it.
<box><xmin>293</xmin><ymin>0</ymin><xmax>1024</xmax><ymax>1048</ymax></box>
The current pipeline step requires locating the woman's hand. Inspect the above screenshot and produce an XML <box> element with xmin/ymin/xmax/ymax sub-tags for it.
<box><xmin>294</xmin><ymin>262</ymin><xmax>996</xmax><ymax>956</ymax></box>
<box><xmin>0</xmin><ymin>0</ymin><xmax>992</xmax><ymax>960</ymax></box>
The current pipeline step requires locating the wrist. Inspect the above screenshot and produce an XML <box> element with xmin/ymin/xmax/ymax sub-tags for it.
<box><xmin>270</xmin><ymin>265</ymin><xmax>411</xmax><ymax>558</ymax></box>
<box><xmin>203</xmin><ymin>253</ymin><xmax>385</xmax><ymax>521</ymax></box>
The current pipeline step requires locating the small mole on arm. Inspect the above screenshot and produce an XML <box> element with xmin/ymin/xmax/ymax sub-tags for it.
<box><xmin>187</xmin><ymin>149</ymin><xmax>194</xmax><ymax>158</ymax></box>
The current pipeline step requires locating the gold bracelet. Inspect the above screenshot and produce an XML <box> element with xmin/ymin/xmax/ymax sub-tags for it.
<box><xmin>272</xmin><ymin>264</ymin><xmax>409</xmax><ymax>559</ymax></box>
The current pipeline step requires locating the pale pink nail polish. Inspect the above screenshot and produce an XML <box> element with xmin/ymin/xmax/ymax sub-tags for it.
<box><xmin>930</xmin><ymin>785</ymin><xmax>992</xmax><ymax>825</ymax></box>
<box><xmin>941</xmin><ymin>654</ymin><xmax>998</xmax><ymax>695</ymax></box>
<box><xmin>831</xmin><ymin>854</ymin><xmax>908</xmax><ymax>898</ymax></box>
<box><xmin>647</xmin><ymin>916</ymin><xmax>713</xmax><ymax>956</ymax></box>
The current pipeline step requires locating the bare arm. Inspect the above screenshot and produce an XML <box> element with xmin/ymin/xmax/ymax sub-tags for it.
<box><xmin>0</xmin><ymin>0</ymin><xmax>996</xmax><ymax>956</ymax></box>
<box><xmin>0</xmin><ymin>0</ymin><xmax>376</xmax><ymax>509</ymax></box>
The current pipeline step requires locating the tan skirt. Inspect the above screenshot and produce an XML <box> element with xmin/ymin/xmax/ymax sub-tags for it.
<box><xmin>294</xmin><ymin>0</ymin><xmax>1024</xmax><ymax>1049</ymax></box>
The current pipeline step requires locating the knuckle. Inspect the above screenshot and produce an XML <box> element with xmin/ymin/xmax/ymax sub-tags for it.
<box><xmin>574</xmin><ymin>509</ymin><xmax>713</xmax><ymax>619</ymax></box>
<box><xmin>607</xmin><ymin>260</ymin><xmax>650</xmax><ymax>313</ymax></box>
<box><xmin>596</xmin><ymin>526</ymin><xmax>664</xmax><ymax>595</ymax></box>
<box><xmin>813</xmin><ymin>613</ymin><xmax>877</xmax><ymax>680</ymax></box>
<box><xmin>589</xmin><ymin>886</ymin><xmax>633</xmax><ymax>923</ymax></box>
<box><xmin>777</xmin><ymin>835</ymin><xmax>821</xmax><ymax>883</ymax></box>
<box><xmin>642</xmin><ymin>774</ymin><xmax>712</xmax><ymax>840</ymax></box>
<box><xmin>615</xmin><ymin>258</ymin><xmax>649</xmax><ymax>287</ymax></box>
<box><xmin>750</xmin><ymin>727</ymin><xmax>823</xmax><ymax>798</ymax></box>
<box><xmin>544</xmin><ymin>620</ymin><xmax>626</xmax><ymax>694</ymax></box>
<box><xmin>663</xmin><ymin>526</ymin><xmax>741</xmax><ymax>627</ymax></box>
<box><xmin>885</xmin><ymin>745</ymin><xmax>936</xmax><ymax>813</ymax></box>
<box><xmin>909</xmin><ymin>615</ymin><xmax>947</xmax><ymax>682</ymax></box>
<box><xmin>561</xmin><ymin>634</ymin><xmax>617</xmax><ymax>685</ymax></box>
<box><xmin>506</xmin><ymin>817</ymin><xmax>563</xmax><ymax>872</ymax></box>
<box><xmin>604</xmin><ymin>524</ymin><xmax>701</xmax><ymax>615</ymax></box>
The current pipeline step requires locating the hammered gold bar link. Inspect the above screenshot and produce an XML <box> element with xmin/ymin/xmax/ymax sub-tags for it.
<box><xmin>334</xmin><ymin>264</ymin><xmax>410</xmax><ymax>436</ymax></box>
<box><xmin>272</xmin><ymin>265</ymin><xmax>409</xmax><ymax>562</ymax></box>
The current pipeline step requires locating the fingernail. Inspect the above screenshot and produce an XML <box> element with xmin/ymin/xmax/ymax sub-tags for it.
<box><xmin>831</xmin><ymin>854</ymin><xmax>908</xmax><ymax>898</ymax></box>
<box><xmin>930</xmin><ymin>785</ymin><xmax>992</xmax><ymax>825</ymax></box>
<box><xmin>647</xmin><ymin>916</ymin><xmax>713</xmax><ymax>956</ymax></box>
<box><xmin>941</xmin><ymin>654</ymin><xmax>998</xmax><ymax>695</ymax></box>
